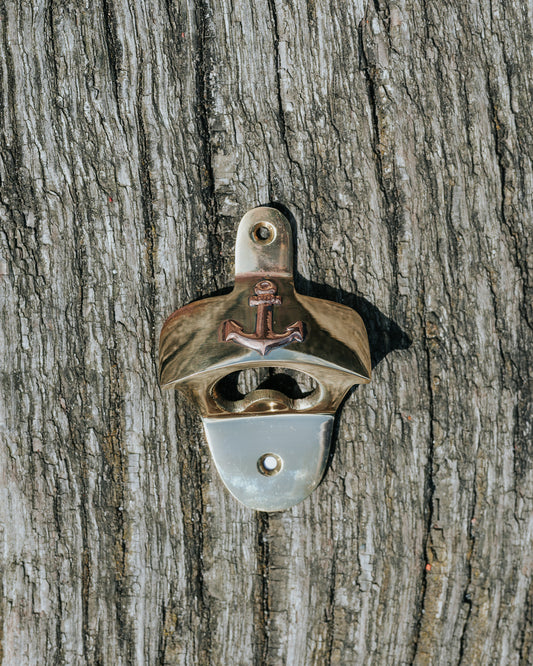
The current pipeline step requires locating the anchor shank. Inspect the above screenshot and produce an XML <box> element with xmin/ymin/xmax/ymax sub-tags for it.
<box><xmin>255</xmin><ymin>303</ymin><xmax>270</xmax><ymax>339</ymax></box>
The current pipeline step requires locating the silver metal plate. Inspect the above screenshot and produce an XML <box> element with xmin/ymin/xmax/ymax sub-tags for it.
<box><xmin>204</xmin><ymin>414</ymin><xmax>333</xmax><ymax>512</ymax></box>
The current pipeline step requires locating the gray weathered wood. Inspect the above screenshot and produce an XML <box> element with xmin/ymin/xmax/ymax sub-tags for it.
<box><xmin>1</xmin><ymin>0</ymin><xmax>532</xmax><ymax>663</ymax></box>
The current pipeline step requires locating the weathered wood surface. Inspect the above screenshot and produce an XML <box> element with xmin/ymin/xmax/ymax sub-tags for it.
<box><xmin>1</xmin><ymin>0</ymin><xmax>532</xmax><ymax>663</ymax></box>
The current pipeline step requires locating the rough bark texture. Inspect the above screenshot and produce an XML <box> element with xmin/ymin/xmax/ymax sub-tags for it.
<box><xmin>1</xmin><ymin>0</ymin><xmax>532</xmax><ymax>664</ymax></box>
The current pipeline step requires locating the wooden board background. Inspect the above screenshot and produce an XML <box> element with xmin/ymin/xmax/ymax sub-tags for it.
<box><xmin>0</xmin><ymin>0</ymin><xmax>532</xmax><ymax>663</ymax></box>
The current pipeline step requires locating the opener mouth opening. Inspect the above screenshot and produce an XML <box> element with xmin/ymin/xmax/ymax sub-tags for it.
<box><xmin>211</xmin><ymin>367</ymin><xmax>323</xmax><ymax>414</ymax></box>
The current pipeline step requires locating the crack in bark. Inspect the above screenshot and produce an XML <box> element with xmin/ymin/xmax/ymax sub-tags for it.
<box><xmin>357</xmin><ymin>19</ymin><xmax>386</xmax><ymax>206</ymax></box>
<box><xmin>267</xmin><ymin>0</ymin><xmax>290</xmax><ymax>166</ymax></box>
<box><xmin>357</xmin><ymin>15</ymin><xmax>401</xmax><ymax>296</ymax></box>
<box><xmin>518</xmin><ymin>578</ymin><xmax>533</xmax><ymax>665</ymax></box>
<box><xmin>253</xmin><ymin>512</ymin><xmax>270</xmax><ymax>666</ymax></box>
<box><xmin>0</xmin><ymin>592</ymin><xmax>3</xmax><ymax>664</ymax></box>
<box><xmin>194</xmin><ymin>0</ymin><xmax>220</xmax><ymax>290</ymax></box>
<box><xmin>46</xmin><ymin>0</ymin><xmax>60</xmax><ymax>96</ymax></box>
<box><xmin>176</xmin><ymin>408</ymin><xmax>211</xmax><ymax>664</ymax></box>
<box><xmin>458</xmin><ymin>453</ymin><xmax>478</xmax><ymax>663</ymax></box>
<box><xmin>135</xmin><ymin>73</ymin><xmax>157</xmax><ymax>368</ymax></box>
<box><xmin>106</xmin><ymin>303</ymin><xmax>131</xmax><ymax>663</ymax></box>
<box><xmin>409</xmin><ymin>280</ymin><xmax>437</xmax><ymax>664</ymax></box>
<box><xmin>101</xmin><ymin>0</ymin><xmax>122</xmax><ymax>112</ymax></box>
<box><xmin>0</xmin><ymin>0</ymin><xmax>33</xmax><ymax>226</ymax></box>
<box><xmin>324</xmin><ymin>545</ymin><xmax>338</xmax><ymax>665</ymax></box>
<box><xmin>56</xmin><ymin>569</ymin><xmax>64</xmax><ymax>665</ymax></box>
<box><xmin>62</xmin><ymin>186</ymin><xmax>93</xmax><ymax>665</ymax></box>
<box><xmin>485</xmin><ymin>78</ymin><xmax>532</xmax><ymax>331</ymax></box>
<box><xmin>485</xmin><ymin>78</ymin><xmax>532</xmax><ymax>491</ymax></box>
<box><xmin>100</xmin><ymin>0</ymin><xmax>128</xmax><ymax>140</ymax></box>
<box><xmin>458</xmin><ymin>576</ymin><xmax>474</xmax><ymax>663</ymax></box>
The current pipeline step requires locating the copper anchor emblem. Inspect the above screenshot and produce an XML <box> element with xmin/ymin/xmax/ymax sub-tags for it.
<box><xmin>220</xmin><ymin>279</ymin><xmax>305</xmax><ymax>355</ymax></box>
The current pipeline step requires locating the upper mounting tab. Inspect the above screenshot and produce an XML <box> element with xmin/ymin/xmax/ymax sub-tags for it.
<box><xmin>234</xmin><ymin>207</ymin><xmax>293</xmax><ymax>277</ymax></box>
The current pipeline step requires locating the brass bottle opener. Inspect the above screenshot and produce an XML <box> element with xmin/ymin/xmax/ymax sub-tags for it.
<box><xmin>159</xmin><ymin>207</ymin><xmax>371</xmax><ymax>511</ymax></box>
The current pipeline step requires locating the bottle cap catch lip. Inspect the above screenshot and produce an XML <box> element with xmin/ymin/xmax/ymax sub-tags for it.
<box><xmin>204</xmin><ymin>414</ymin><xmax>333</xmax><ymax>512</ymax></box>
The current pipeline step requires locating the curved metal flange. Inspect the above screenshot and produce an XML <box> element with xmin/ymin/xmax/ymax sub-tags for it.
<box><xmin>159</xmin><ymin>207</ymin><xmax>371</xmax><ymax>511</ymax></box>
<box><xmin>204</xmin><ymin>414</ymin><xmax>333</xmax><ymax>512</ymax></box>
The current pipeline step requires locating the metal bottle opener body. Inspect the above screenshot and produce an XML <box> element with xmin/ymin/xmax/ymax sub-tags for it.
<box><xmin>159</xmin><ymin>208</ymin><xmax>371</xmax><ymax>511</ymax></box>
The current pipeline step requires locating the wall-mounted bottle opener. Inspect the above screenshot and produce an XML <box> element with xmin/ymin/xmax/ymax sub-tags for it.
<box><xmin>159</xmin><ymin>207</ymin><xmax>371</xmax><ymax>511</ymax></box>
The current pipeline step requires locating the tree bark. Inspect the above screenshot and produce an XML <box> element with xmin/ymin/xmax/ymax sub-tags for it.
<box><xmin>1</xmin><ymin>0</ymin><xmax>532</xmax><ymax>664</ymax></box>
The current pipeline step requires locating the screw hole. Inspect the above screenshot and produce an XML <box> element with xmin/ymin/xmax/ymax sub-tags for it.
<box><xmin>258</xmin><ymin>453</ymin><xmax>282</xmax><ymax>476</ymax></box>
<box><xmin>251</xmin><ymin>222</ymin><xmax>276</xmax><ymax>244</ymax></box>
<box><xmin>256</xmin><ymin>225</ymin><xmax>270</xmax><ymax>240</ymax></box>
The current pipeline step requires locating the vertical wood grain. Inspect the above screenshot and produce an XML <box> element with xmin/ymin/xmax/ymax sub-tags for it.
<box><xmin>0</xmin><ymin>0</ymin><xmax>531</xmax><ymax>663</ymax></box>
